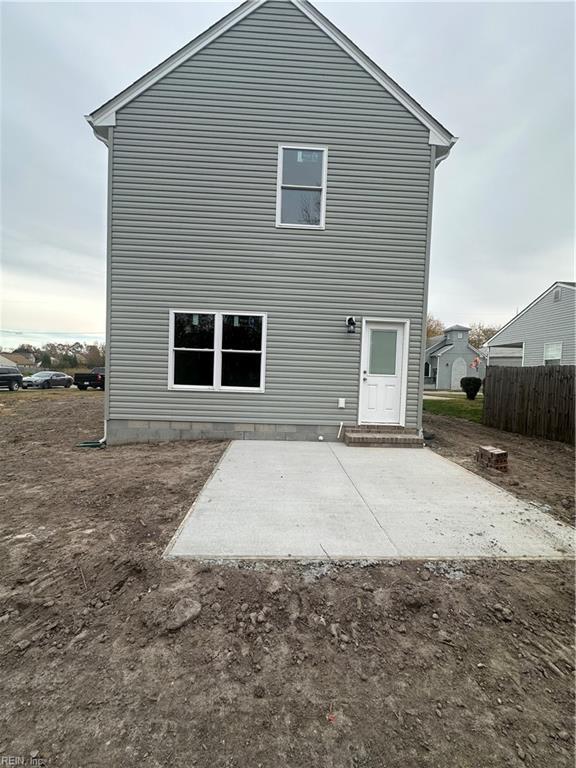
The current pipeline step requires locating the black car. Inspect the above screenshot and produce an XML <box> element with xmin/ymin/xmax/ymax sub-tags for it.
<box><xmin>0</xmin><ymin>366</ymin><xmax>23</xmax><ymax>391</ymax></box>
<box><xmin>22</xmin><ymin>371</ymin><xmax>73</xmax><ymax>389</ymax></box>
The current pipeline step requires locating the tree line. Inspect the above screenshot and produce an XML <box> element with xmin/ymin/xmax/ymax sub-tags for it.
<box><xmin>3</xmin><ymin>342</ymin><xmax>105</xmax><ymax>370</ymax></box>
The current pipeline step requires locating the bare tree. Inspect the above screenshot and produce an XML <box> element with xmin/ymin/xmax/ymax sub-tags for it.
<box><xmin>426</xmin><ymin>314</ymin><xmax>444</xmax><ymax>339</ymax></box>
<box><xmin>468</xmin><ymin>322</ymin><xmax>500</xmax><ymax>349</ymax></box>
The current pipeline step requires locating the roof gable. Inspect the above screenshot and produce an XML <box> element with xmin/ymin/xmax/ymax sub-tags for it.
<box><xmin>87</xmin><ymin>0</ymin><xmax>455</xmax><ymax>151</ymax></box>
<box><xmin>487</xmin><ymin>281</ymin><xmax>576</xmax><ymax>347</ymax></box>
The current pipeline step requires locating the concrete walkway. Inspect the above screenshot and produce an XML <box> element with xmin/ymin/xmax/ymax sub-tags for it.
<box><xmin>165</xmin><ymin>441</ymin><xmax>574</xmax><ymax>560</ymax></box>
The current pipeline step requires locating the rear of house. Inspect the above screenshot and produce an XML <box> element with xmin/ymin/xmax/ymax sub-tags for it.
<box><xmin>87</xmin><ymin>0</ymin><xmax>455</xmax><ymax>444</ymax></box>
<box><xmin>486</xmin><ymin>282</ymin><xmax>576</xmax><ymax>367</ymax></box>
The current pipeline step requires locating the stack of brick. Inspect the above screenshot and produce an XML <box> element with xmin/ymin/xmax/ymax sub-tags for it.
<box><xmin>475</xmin><ymin>445</ymin><xmax>508</xmax><ymax>473</ymax></box>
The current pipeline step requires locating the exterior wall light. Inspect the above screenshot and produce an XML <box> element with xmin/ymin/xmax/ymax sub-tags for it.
<box><xmin>346</xmin><ymin>316</ymin><xmax>357</xmax><ymax>334</ymax></box>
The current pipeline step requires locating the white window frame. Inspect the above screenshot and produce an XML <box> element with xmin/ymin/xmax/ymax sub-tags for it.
<box><xmin>543</xmin><ymin>341</ymin><xmax>562</xmax><ymax>365</ymax></box>
<box><xmin>168</xmin><ymin>309</ymin><xmax>267</xmax><ymax>392</ymax></box>
<box><xmin>275</xmin><ymin>144</ymin><xmax>328</xmax><ymax>230</ymax></box>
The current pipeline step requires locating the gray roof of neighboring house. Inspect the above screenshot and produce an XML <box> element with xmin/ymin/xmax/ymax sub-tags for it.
<box><xmin>427</xmin><ymin>330</ymin><xmax>487</xmax><ymax>358</ymax></box>
<box><xmin>426</xmin><ymin>337</ymin><xmax>449</xmax><ymax>355</ymax></box>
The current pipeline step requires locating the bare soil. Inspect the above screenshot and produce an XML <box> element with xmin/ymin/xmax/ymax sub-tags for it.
<box><xmin>423</xmin><ymin>412</ymin><xmax>575</xmax><ymax>526</ymax></box>
<box><xmin>1</xmin><ymin>391</ymin><xmax>574</xmax><ymax>767</ymax></box>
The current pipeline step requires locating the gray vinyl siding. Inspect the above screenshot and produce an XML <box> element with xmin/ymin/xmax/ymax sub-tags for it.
<box><xmin>108</xmin><ymin>0</ymin><xmax>433</xmax><ymax>429</ymax></box>
<box><xmin>487</xmin><ymin>286</ymin><xmax>576</xmax><ymax>366</ymax></box>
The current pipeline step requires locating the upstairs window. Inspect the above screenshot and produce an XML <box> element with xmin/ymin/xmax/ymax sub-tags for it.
<box><xmin>170</xmin><ymin>311</ymin><xmax>266</xmax><ymax>391</ymax></box>
<box><xmin>276</xmin><ymin>146</ymin><xmax>327</xmax><ymax>228</ymax></box>
<box><xmin>544</xmin><ymin>342</ymin><xmax>562</xmax><ymax>366</ymax></box>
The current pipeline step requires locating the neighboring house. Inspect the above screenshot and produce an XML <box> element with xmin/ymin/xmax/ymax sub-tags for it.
<box><xmin>3</xmin><ymin>352</ymin><xmax>36</xmax><ymax>369</ymax></box>
<box><xmin>486</xmin><ymin>282</ymin><xmax>576</xmax><ymax>366</ymax></box>
<box><xmin>0</xmin><ymin>354</ymin><xmax>17</xmax><ymax>367</ymax></box>
<box><xmin>424</xmin><ymin>326</ymin><xmax>486</xmax><ymax>391</ymax></box>
<box><xmin>86</xmin><ymin>0</ymin><xmax>456</xmax><ymax>445</ymax></box>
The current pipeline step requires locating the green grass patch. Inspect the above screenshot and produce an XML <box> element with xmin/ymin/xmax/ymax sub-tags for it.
<box><xmin>423</xmin><ymin>396</ymin><xmax>484</xmax><ymax>423</ymax></box>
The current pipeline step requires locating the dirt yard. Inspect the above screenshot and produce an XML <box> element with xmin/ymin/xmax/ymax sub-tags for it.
<box><xmin>423</xmin><ymin>411</ymin><xmax>575</xmax><ymax>526</ymax></box>
<box><xmin>1</xmin><ymin>391</ymin><xmax>574</xmax><ymax>767</ymax></box>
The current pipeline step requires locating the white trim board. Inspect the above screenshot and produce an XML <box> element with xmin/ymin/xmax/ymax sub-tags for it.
<box><xmin>86</xmin><ymin>0</ymin><xmax>455</xmax><ymax>150</ymax></box>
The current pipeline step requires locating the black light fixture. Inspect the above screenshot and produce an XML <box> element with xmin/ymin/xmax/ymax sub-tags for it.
<box><xmin>346</xmin><ymin>316</ymin><xmax>357</xmax><ymax>334</ymax></box>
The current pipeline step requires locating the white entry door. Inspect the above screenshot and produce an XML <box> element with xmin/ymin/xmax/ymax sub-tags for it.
<box><xmin>359</xmin><ymin>321</ymin><xmax>405</xmax><ymax>424</ymax></box>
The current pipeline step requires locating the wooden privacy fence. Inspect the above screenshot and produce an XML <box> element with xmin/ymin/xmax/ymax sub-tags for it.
<box><xmin>483</xmin><ymin>365</ymin><xmax>575</xmax><ymax>444</ymax></box>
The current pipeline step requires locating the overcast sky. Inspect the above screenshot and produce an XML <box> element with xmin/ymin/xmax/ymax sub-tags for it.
<box><xmin>1</xmin><ymin>0</ymin><xmax>574</xmax><ymax>345</ymax></box>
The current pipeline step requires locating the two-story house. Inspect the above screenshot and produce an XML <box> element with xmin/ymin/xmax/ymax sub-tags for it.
<box><xmin>86</xmin><ymin>0</ymin><xmax>456</xmax><ymax>445</ymax></box>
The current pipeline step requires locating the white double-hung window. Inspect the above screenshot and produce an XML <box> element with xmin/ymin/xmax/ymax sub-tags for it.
<box><xmin>276</xmin><ymin>145</ymin><xmax>327</xmax><ymax>228</ymax></box>
<box><xmin>169</xmin><ymin>311</ymin><xmax>266</xmax><ymax>391</ymax></box>
<box><xmin>544</xmin><ymin>342</ymin><xmax>562</xmax><ymax>366</ymax></box>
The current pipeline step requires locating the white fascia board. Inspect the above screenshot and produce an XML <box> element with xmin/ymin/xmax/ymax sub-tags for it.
<box><xmin>87</xmin><ymin>0</ymin><xmax>455</xmax><ymax>151</ymax></box>
<box><xmin>435</xmin><ymin>344</ymin><xmax>454</xmax><ymax>357</ymax></box>
<box><xmin>486</xmin><ymin>282</ymin><xmax>574</xmax><ymax>346</ymax></box>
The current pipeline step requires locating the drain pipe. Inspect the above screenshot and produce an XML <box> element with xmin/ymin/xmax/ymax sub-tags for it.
<box><xmin>77</xmin><ymin>419</ymin><xmax>107</xmax><ymax>449</ymax></box>
<box><xmin>337</xmin><ymin>421</ymin><xmax>344</xmax><ymax>440</ymax></box>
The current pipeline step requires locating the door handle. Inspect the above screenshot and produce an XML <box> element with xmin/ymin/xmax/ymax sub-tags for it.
<box><xmin>362</xmin><ymin>377</ymin><xmax>367</xmax><ymax>382</ymax></box>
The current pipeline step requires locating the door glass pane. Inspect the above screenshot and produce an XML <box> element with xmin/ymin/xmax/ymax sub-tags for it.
<box><xmin>222</xmin><ymin>315</ymin><xmax>262</xmax><ymax>350</ymax></box>
<box><xmin>221</xmin><ymin>353</ymin><xmax>261</xmax><ymax>388</ymax></box>
<box><xmin>281</xmin><ymin>188</ymin><xmax>321</xmax><ymax>225</ymax></box>
<box><xmin>282</xmin><ymin>149</ymin><xmax>323</xmax><ymax>187</ymax></box>
<box><xmin>369</xmin><ymin>330</ymin><xmax>397</xmax><ymax>375</ymax></box>
<box><xmin>174</xmin><ymin>351</ymin><xmax>214</xmax><ymax>386</ymax></box>
<box><xmin>174</xmin><ymin>313</ymin><xmax>214</xmax><ymax>349</ymax></box>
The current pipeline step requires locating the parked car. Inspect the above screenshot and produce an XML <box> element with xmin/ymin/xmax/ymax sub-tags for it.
<box><xmin>22</xmin><ymin>371</ymin><xmax>73</xmax><ymax>389</ymax></box>
<box><xmin>74</xmin><ymin>367</ymin><xmax>105</xmax><ymax>391</ymax></box>
<box><xmin>0</xmin><ymin>366</ymin><xmax>24</xmax><ymax>391</ymax></box>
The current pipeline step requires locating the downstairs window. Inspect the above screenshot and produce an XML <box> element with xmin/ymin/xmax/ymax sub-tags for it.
<box><xmin>170</xmin><ymin>311</ymin><xmax>266</xmax><ymax>390</ymax></box>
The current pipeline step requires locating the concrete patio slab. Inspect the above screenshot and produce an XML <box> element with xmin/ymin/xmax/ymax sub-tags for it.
<box><xmin>164</xmin><ymin>441</ymin><xmax>574</xmax><ymax>560</ymax></box>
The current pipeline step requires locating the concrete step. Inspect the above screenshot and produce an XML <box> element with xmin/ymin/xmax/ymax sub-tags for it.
<box><xmin>344</xmin><ymin>431</ymin><xmax>424</xmax><ymax>447</ymax></box>
<box><xmin>345</xmin><ymin>425</ymin><xmax>419</xmax><ymax>435</ymax></box>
